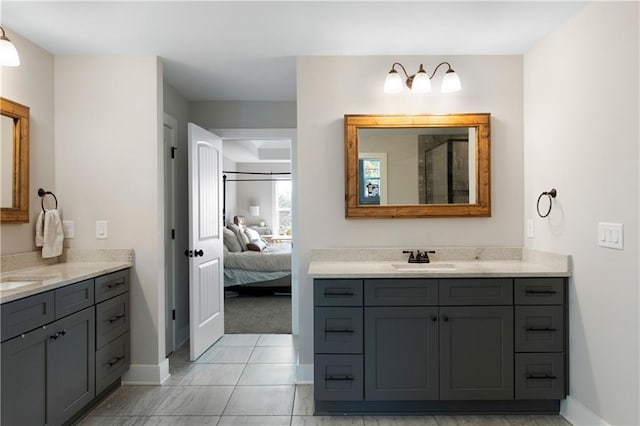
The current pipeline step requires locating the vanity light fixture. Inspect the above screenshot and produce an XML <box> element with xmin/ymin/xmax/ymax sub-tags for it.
<box><xmin>0</xmin><ymin>26</ymin><xmax>20</xmax><ymax>67</ymax></box>
<box><xmin>384</xmin><ymin>62</ymin><xmax>461</xmax><ymax>94</ymax></box>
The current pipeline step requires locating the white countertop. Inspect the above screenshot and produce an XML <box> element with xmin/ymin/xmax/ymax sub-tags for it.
<box><xmin>308</xmin><ymin>247</ymin><xmax>571</xmax><ymax>278</ymax></box>
<box><xmin>1</xmin><ymin>249</ymin><xmax>134</xmax><ymax>304</ymax></box>
<box><xmin>308</xmin><ymin>260</ymin><xmax>570</xmax><ymax>278</ymax></box>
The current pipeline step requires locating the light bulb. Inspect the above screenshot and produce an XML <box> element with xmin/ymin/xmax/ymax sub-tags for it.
<box><xmin>384</xmin><ymin>70</ymin><xmax>403</xmax><ymax>93</ymax></box>
<box><xmin>0</xmin><ymin>36</ymin><xmax>20</xmax><ymax>67</ymax></box>
<box><xmin>441</xmin><ymin>70</ymin><xmax>461</xmax><ymax>93</ymax></box>
<box><xmin>411</xmin><ymin>69</ymin><xmax>431</xmax><ymax>93</ymax></box>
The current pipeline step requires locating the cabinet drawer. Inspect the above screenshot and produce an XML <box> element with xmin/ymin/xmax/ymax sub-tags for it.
<box><xmin>96</xmin><ymin>332</ymin><xmax>130</xmax><ymax>395</ymax></box>
<box><xmin>515</xmin><ymin>306</ymin><xmax>564</xmax><ymax>353</ymax></box>
<box><xmin>515</xmin><ymin>278</ymin><xmax>565</xmax><ymax>305</ymax></box>
<box><xmin>1</xmin><ymin>291</ymin><xmax>55</xmax><ymax>342</ymax></box>
<box><xmin>55</xmin><ymin>279</ymin><xmax>94</xmax><ymax>319</ymax></box>
<box><xmin>364</xmin><ymin>279</ymin><xmax>437</xmax><ymax>306</ymax></box>
<box><xmin>314</xmin><ymin>354</ymin><xmax>363</xmax><ymax>401</ymax></box>
<box><xmin>314</xmin><ymin>307</ymin><xmax>363</xmax><ymax>354</ymax></box>
<box><xmin>439</xmin><ymin>279</ymin><xmax>513</xmax><ymax>306</ymax></box>
<box><xmin>314</xmin><ymin>279</ymin><xmax>363</xmax><ymax>307</ymax></box>
<box><xmin>515</xmin><ymin>353</ymin><xmax>565</xmax><ymax>400</ymax></box>
<box><xmin>96</xmin><ymin>293</ymin><xmax>129</xmax><ymax>349</ymax></box>
<box><xmin>95</xmin><ymin>269</ymin><xmax>129</xmax><ymax>303</ymax></box>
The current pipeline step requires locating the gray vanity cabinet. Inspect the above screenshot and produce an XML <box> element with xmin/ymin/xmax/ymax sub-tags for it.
<box><xmin>47</xmin><ymin>306</ymin><xmax>96</xmax><ymax>426</ymax></box>
<box><xmin>0</xmin><ymin>268</ymin><xmax>130</xmax><ymax>426</ymax></box>
<box><xmin>364</xmin><ymin>306</ymin><xmax>439</xmax><ymax>400</ymax></box>
<box><xmin>439</xmin><ymin>306</ymin><xmax>513</xmax><ymax>400</ymax></box>
<box><xmin>313</xmin><ymin>275</ymin><xmax>568</xmax><ymax>414</ymax></box>
<box><xmin>1</xmin><ymin>325</ymin><xmax>48</xmax><ymax>426</ymax></box>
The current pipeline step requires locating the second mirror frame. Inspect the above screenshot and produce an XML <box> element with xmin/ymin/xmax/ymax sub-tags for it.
<box><xmin>345</xmin><ymin>113</ymin><xmax>491</xmax><ymax>218</ymax></box>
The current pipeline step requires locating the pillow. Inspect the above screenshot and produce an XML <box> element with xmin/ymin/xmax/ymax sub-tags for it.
<box><xmin>223</xmin><ymin>228</ymin><xmax>242</xmax><ymax>252</ymax></box>
<box><xmin>227</xmin><ymin>223</ymin><xmax>248</xmax><ymax>251</ymax></box>
<box><xmin>244</xmin><ymin>227</ymin><xmax>261</xmax><ymax>242</ymax></box>
<box><xmin>247</xmin><ymin>239</ymin><xmax>267</xmax><ymax>252</ymax></box>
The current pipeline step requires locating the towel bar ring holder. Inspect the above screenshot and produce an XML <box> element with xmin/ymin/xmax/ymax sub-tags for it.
<box><xmin>536</xmin><ymin>188</ymin><xmax>557</xmax><ymax>218</ymax></box>
<box><xmin>37</xmin><ymin>188</ymin><xmax>58</xmax><ymax>212</ymax></box>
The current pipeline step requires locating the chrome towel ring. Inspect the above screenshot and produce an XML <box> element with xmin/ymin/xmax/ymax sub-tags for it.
<box><xmin>536</xmin><ymin>188</ymin><xmax>557</xmax><ymax>218</ymax></box>
<box><xmin>37</xmin><ymin>188</ymin><xmax>58</xmax><ymax>212</ymax></box>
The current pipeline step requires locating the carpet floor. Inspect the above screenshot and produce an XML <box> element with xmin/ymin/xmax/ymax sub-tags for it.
<box><xmin>224</xmin><ymin>292</ymin><xmax>292</xmax><ymax>334</ymax></box>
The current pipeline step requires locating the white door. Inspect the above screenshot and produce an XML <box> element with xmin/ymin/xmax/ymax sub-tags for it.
<box><xmin>188</xmin><ymin>123</ymin><xmax>224</xmax><ymax>361</ymax></box>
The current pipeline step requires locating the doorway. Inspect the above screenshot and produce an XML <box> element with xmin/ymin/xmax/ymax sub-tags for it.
<box><xmin>214</xmin><ymin>128</ymin><xmax>298</xmax><ymax>336</ymax></box>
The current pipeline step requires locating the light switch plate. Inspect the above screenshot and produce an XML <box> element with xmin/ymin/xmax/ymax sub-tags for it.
<box><xmin>96</xmin><ymin>220</ymin><xmax>108</xmax><ymax>239</ymax></box>
<box><xmin>62</xmin><ymin>220</ymin><xmax>74</xmax><ymax>238</ymax></box>
<box><xmin>598</xmin><ymin>222</ymin><xmax>623</xmax><ymax>249</ymax></box>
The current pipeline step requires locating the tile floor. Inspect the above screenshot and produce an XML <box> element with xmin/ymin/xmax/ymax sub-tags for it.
<box><xmin>78</xmin><ymin>334</ymin><xmax>571</xmax><ymax>426</ymax></box>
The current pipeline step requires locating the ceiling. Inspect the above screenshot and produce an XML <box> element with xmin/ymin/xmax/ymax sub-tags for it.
<box><xmin>3</xmin><ymin>1</ymin><xmax>586</xmax><ymax>102</ymax></box>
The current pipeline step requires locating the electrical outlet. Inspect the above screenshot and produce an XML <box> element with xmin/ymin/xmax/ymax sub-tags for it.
<box><xmin>62</xmin><ymin>220</ymin><xmax>75</xmax><ymax>238</ymax></box>
<box><xmin>96</xmin><ymin>220</ymin><xmax>108</xmax><ymax>239</ymax></box>
<box><xmin>598</xmin><ymin>222</ymin><xmax>623</xmax><ymax>250</ymax></box>
<box><xmin>527</xmin><ymin>219</ymin><xmax>535</xmax><ymax>238</ymax></box>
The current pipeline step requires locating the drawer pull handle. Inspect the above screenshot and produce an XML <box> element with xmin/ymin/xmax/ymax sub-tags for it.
<box><xmin>49</xmin><ymin>329</ymin><xmax>66</xmax><ymax>340</ymax></box>
<box><xmin>442</xmin><ymin>315</ymin><xmax>449</xmax><ymax>322</ymax></box>
<box><xmin>430</xmin><ymin>315</ymin><xmax>438</xmax><ymax>322</ymax></box>
<box><xmin>106</xmin><ymin>356</ymin><xmax>125</xmax><ymax>367</ymax></box>
<box><xmin>526</xmin><ymin>327</ymin><xmax>557</xmax><ymax>332</ymax></box>
<box><xmin>324</xmin><ymin>329</ymin><xmax>354</xmax><ymax>334</ymax></box>
<box><xmin>108</xmin><ymin>314</ymin><xmax>126</xmax><ymax>323</ymax></box>
<box><xmin>324</xmin><ymin>291</ymin><xmax>354</xmax><ymax>297</ymax></box>
<box><xmin>325</xmin><ymin>375</ymin><xmax>354</xmax><ymax>381</ymax></box>
<box><xmin>525</xmin><ymin>290</ymin><xmax>557</xmax><ymax>295</ymax></box>
<box><xmin>106</xmin><ymin>280</ymin><xmax>125</xmax><ymax>289</ymax></box>
<box><xmin>526</xmin><ymin>374</ymin><xmax>557</xmax><ymax>380</ymax></box>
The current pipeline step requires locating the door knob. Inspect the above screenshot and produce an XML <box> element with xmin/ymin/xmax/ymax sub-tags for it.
<box><xmin>194</xmin><ymin>249</ymin><xmax>204</xmax><ymax>257</ymax></box>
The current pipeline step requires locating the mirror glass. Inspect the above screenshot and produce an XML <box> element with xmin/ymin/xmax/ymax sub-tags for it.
<box><xmin>345</xmin><ymin>113</ymin><xmax>490</xmax><ymax>218</ymax></box>
<box><xmin>1</xmin><ymin>97</ymin><xmax>30</xmax><ymax>223</ymax></box>
<box><xmin>1</xmin><ymin>115</ymin><xmax>14</xmax><ymax>207</ymax></box>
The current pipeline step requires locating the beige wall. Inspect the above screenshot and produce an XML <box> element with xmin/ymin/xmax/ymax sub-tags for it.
<box><xmin>0</xmin><ymin>28</ymin><xmax>54</xmax><ymax>255</ymax></box>
<box><xmin>55</xmin><ymin>56</ymin><xmax>166</xmax><ymax>380</ymax></box>
<box><xmin>190</xmin><ymin>100</ymin><xmax>296</xmax><ymax>129</ymax></box>
<box><xmin>296</xmin><ymin>55</ymin><xmax>524</xmax><ymax>366</ymax></box>
<box><xmin>524</xmin><ymin>3</ymin><xmax>639</xmax><ymax>425</ymax></box>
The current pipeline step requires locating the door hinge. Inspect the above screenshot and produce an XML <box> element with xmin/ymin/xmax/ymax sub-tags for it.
<box><xmin>171</xmin><ymin>146</ymin><xmax>177</xmax><ymax>159</ymax></box>
<box><xmin>171</xmin><ymin>229</ymin><xmax>175</xmax><ymax>240</ymax></box>
<box><xmin>172</xmin><ymin>309</ymin><xmax>176</xmax><ymax>320</ymax></box>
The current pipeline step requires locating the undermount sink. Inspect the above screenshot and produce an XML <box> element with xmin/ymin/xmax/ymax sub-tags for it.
<box><xmin>0</xmin><ymin>280</ymin><xmax>39</xmax><ymax>291</ymax></box>
<box><xmin>391</xmin><ymin>263</ymin><xmax>456</xmax><ymax>271</ymax></box>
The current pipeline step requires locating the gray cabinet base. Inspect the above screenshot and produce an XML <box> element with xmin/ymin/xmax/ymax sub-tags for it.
<box><xmin>314</xmin><ymin>399</ymin><xmax>560</xmax><ymax>415</ymax></box>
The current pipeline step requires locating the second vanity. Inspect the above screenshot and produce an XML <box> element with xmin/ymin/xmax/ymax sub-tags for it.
<box><xmin>309</xmin><ymin>248</ymin><xmax>570</xmax><ymax>415</ymax></box>
<box><xmin>0</xmin><ymin>249</ymin><xmax>133</xmax><ymax>426</ymax></box>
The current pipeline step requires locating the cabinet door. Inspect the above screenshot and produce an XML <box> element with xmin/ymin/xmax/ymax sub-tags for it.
<box><xmin>439</xmin><ymin>306</ymin><xmax>513</xmax><ymax>400</ymax></box>
<box><xmin>364</xmin><ymin>306</ymin><xmax>439</xmax><ymax>400</ymax></box>
<box><xmin>1</xmin><ymin>326</ymin><xmax>47</xmax><ymax>426</ymax></box>
<box><xmin>47</xmin><ymin>306</ymin><xmax>96</xmax><ymax>425</ymax></box>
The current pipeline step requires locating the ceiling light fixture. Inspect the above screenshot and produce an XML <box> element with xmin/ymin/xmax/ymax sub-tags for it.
<box><xmin>0</xmin><ymin>26</ymin><xmax>20</xmax><ymax>67</ymax></box>
<box><xmin>384</xmin><ymin>62</ymin><xmax>461</xmax><ymax>94</ymax></box>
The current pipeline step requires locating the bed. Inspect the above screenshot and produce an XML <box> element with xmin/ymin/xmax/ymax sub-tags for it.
<box><xmin>223</xmin><ymin>218</ymin><xmax>291</xmax><ymax>292</ymax></box>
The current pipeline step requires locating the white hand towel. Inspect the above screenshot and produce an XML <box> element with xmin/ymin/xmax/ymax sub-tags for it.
<box><xmin>42</xmin><ymin>209</ymin><xmax>64</xmax><ymax>258</ymax></box>
<box><xmin>35</xmin><ymin>211</ymin><xmax>45</xmax><ymax>247</ymax></box>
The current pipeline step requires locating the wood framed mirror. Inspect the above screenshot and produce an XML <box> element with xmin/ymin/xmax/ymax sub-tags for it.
<box><xmin>1</xmin><ymin>97</ymin><xmax>30</xmax><ymax>223</ymax></box>
<box><xmin>345</xmin><ymin>113</ymin><xmax>490</xmax><ymax>218</ymax></box>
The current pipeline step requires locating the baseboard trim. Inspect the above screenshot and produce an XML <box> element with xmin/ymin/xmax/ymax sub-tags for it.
<box><xmin>296</xmin><ymin>363</ymin><xmax>313</xmax><ymax>384</ymax></box>
<box><xmin>122</xmin><ymin>359</ymin><xmax>170</xmax><ymax>385</ymax></box>
<box><xmin>561</xmin><ymin>396</ymin><xmax>610</xmax><ymax>426</ymax></box>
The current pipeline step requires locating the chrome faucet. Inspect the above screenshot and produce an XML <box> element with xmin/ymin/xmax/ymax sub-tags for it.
<box><xmin>404</xmin><ymin>249</ymin><xmax>436</xmax><ymax>263</ymax></box>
